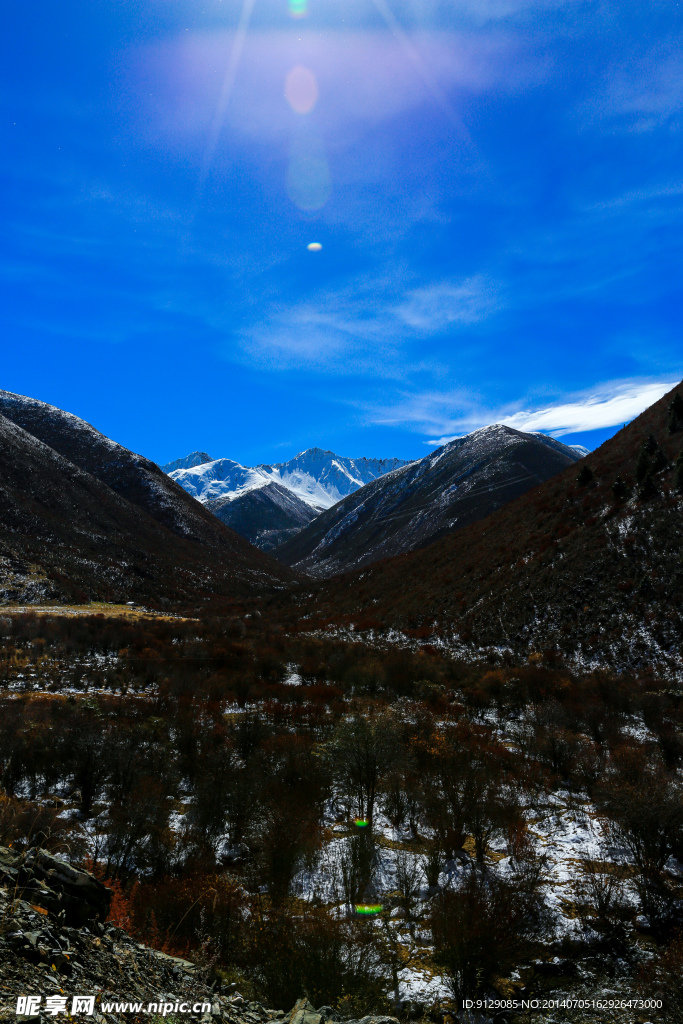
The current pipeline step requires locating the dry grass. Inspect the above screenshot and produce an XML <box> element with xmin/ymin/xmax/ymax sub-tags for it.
<box><xmin>1</xmin><ymin>602</ymin><xmax>193</xmax><ymax>621</ymax></box>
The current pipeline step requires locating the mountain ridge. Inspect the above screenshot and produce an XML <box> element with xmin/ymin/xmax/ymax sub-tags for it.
<box><xmin>161</xmin><ymin>451</ymin><xmax>213</xmax><ymax>473</ymax></box>
<box><xmin>206</xmin><ymin>482</ymin><xmax>318</xmax><ymax>551</ymax></box>
<box><xmin>0</xmin><ymin>393</ymin><xmax>298</xmax><ymax>605</ymax></box>
<box><xmin>273</xmin><ymin>425</ymin><xmax>583</xmax><ymax>577</ymax></box>
<box><xmin>299</xmin><ymin>382</ymin><xmax>683</xmax><ymax>673</ymax></box>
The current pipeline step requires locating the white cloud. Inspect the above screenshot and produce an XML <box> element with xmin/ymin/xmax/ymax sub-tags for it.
<box><xmin>368</xmin><ymin>377</ymin><xmax>680</xmax><ymax>440</ymax></box>
<box><xmin>499</xmin><ymin>379</ymin><xmax>680</xmax><ymax>435</ymax></box>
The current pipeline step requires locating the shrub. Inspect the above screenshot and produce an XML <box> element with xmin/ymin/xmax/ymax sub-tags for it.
<box><xmin>571</xmin><ymin>857</ymin><xmax>628</xmax><ymax>951</ymax></box>
<box><xmin>639</xmin><ymin>933</ymin><xmax>683</xmax><ymax>1022</ymax></box>
<box><xmin>0</xmin><ymin>791</ymin><xmax>84</xmax><ymax>855</ymax></box>
<box><xmin>246</xmin><ymin>906</ymin><xmax>387</xmax><ymax>1011</ymax></box>
<box><xmin>596</xmin><ymin>751</ymin><xmax>683</xmax><ymax>937</ymax></box>
<box><xmin>127</xmin><ymin>872</ymin><xmax>247</xmax><ymax>961</ymax></box>
<box><xmin>611</xmin><ymin>475</ymin><xmax>630</xmax><ymax>502</ymax></box>
<box><xmin>431</xmin><ymin>860</ymin><xmax>548</xmax><ymax>999</ymax></box>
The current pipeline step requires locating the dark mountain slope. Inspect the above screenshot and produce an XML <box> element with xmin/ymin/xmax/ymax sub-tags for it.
<box><xmin>0</xmin><ymin>412</ymin><xmax>297</xmax><ymax>606</ymax></box>
<box><xmin>274</xmin><ymin>425</ymin><xmax>582</xmax><ymax>577</ymax></box>
<box><xmin>302</xmin><ymin>383</ymin><xmax>683</xmax><ymax>673</ymax></box>
<box><xmin>0</xmin><ymin>391</ymin><xmax>223</xmax><ymax>544</ymax></box>
<box><xmin>207</xmin><ymin>482</ymin><xmax>318</xmax><ymax>551</ymax></box>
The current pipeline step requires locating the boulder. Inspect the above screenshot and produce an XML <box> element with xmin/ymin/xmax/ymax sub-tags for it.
<box><xmin>0</xmin><ymin>845</ymin><xmax>111</xmax><ymax>925</ymax></box>
<box><xmin>288</xmin><ymin>999</ymin><xmax>323</xmax><ymax>1024</ymax></box>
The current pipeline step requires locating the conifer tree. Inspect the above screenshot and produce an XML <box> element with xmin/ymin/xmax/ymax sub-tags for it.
<box><xmin>668</xmin><ymin>393</ymin><xmax>683</xmax><ymax>434</ymax></box>
<box><xmin>636</xmin><ymin>448</ymin><xmax>650</xmax><ymax>485</ymax></box>
<box><xmin>675</xmin><ymin>448</ymin><xmax>683</xmax><ymax>493</ymax></box>
<box><xmin>576</xmin><ymin>464</ymin><xmax>593</xmax><ymax>487</ymax></box>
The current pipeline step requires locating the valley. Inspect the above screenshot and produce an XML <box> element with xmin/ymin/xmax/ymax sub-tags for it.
<box><xmin>0</xmin><ymin>383</ymin><xmax>682</xmax><ymax>1024</ymax></box>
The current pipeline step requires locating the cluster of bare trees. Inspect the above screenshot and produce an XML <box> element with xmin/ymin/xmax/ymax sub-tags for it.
<box><xmin>2</xmin><ymin>613</ymin><xmax>683</xmax><ymax>1011</ymax></box>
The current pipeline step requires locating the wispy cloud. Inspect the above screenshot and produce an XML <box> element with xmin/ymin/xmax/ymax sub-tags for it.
<box><xmin>134</xmin><ymin>28</ymin><xmax>536</xmax><ymax>148</ymax></box>
<box><xmin>238</xmin><ymin>272</ymin><xmax>500</xmax><ymax>373</ymax></box>
<box><xmin>395</xmin><ymin>276</ymin><xmax>500</xmax><ymax>331</ymax></box>
<box><xmin>366</xmin><ymin>377</ymin><xmax>680</xmax><ymax>441</ymax></box>
<box><xmin>578</xmin><ymin>44</ymin><xmax>683</xmax><ymax>133</ymax></box>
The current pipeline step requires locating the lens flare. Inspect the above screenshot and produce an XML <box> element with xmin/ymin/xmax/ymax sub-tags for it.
<box><xmin>285</xmin><ymin>66</ymin><xmax>318</xmax><ymax>115</ymax></box>
<box><xmin>355</xmin><ymin>904</ymin><xmax>382</xmax><ymax>915</ymax></box>
<box><xmin>286</xmin><ymin>133</ymin><xmax>331</xmax><ymax>212</ymax></box>
<box><xmin>355</xmin><ymin>818</ymin><xmax>369</xmax><ymax>828</ymax></box>
<box><xmin>288</xmin><ymin>0</ymin><xmax>308</xmax><ymax>18</ymax></box>
<box><xmin>307</xmin><ymin>242</ymin><xmax>322</xmax><ymax>251</ymax></box>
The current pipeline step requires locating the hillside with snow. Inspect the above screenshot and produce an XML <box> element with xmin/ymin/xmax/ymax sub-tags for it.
<box><xmin>274</xmin><ymin>426</ymin><xmax>584</xmax><ymax>577</ymax></box>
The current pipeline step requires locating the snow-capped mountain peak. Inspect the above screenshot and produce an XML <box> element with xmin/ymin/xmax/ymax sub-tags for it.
<box><xmin>166</xmin><ymin>448</ymin><xmax>411</xmax><ymax>511</ymax></box>
<box><xmin>161</xmin><ymin>451</ymin><xmax>213</xmax><ymax>473</ymax></box>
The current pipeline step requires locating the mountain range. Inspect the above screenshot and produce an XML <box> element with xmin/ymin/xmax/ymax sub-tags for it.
<box><xmin>1</xmin><ymin>382</ymin><xmax>681</xmax><ymax>672</ymax></box>
<box><xmin>166</xmin><ymin>448</ymin><xmax>410</xmax><ymax>510</ymax></box>
<box><xmin>274</xmin><ymin>426</ymin><xmax>584</xmax><ymax>577</ymax></box>
<box><xmin>166</xmin><ymin>449</ymin><xmax>410</xmax><ymax>550</ymax></box>
<box><xmin>164</xmin><ymin>437</ymin><xmax>588</xmax><ymax>560</ymax></box>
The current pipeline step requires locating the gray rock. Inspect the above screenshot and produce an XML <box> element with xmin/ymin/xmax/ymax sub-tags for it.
<box><xmin>316</xmin><ymin>1008</ymin><xmax>339</xmax><ymax>1022</ymax></box>
<box><xmin>0</xmin><ymin>845</ymin><xmax>111</xmax><ymax>925</ymax></box>
<box><xmin>289</xmin><ymin>998</ymin><xmax>321</xmax><ymax>1024</ymax></box>
<box><xmin>348</xmin><ymin>1017</ymin><xmax>400</xmax><ymax>1024</ymax></box>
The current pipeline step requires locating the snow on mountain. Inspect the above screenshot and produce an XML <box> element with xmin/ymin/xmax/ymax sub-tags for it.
<box><xmin>275</xmin><ymin>425</ymin><xmax>584</xmax><ymax>577</ymax></box>
<box><xmin>531</xmin><ymin>432</ymin><xmax>590</xmax><ymax>459</ymax></box>
<box><xmin>161</xmin><ymin>451</ymin><xmax>213</xmax><ymax>473</ymax></box>
<box><xmin>168</xmin><ymin>448</ymin><xmax>411</xmax><ymax>512</ymax></box>
<box><xmin>206</xmin><ymin>482</ymin><xmax>319</xmax><ymax>551</ymax></box>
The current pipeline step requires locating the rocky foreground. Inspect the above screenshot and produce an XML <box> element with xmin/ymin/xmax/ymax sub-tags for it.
<box><xmin>0</xmin><ymin>848</ymin><xmax>399</xmax><ymax>1024</ymax></box>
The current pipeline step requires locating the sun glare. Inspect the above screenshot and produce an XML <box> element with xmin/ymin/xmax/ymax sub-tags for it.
<box><xmin>288</xmin><ymin>0</ymin><xmax>308</xmax><ymax>18</ymax></box>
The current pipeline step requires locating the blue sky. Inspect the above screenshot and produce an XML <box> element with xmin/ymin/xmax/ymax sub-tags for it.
<box><xmin>1</xmin><ymin>0</ymin><xmax>682</xmax><ymax>466</ymax></box>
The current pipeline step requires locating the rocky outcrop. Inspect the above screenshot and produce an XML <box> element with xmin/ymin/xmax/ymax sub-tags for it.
<box><xmin>0</xmin><ymin>847</ymin><xmax>272</xmax><ymax>1024</ymax></box>
<box><xmin>0</xmin><ymin>849</ymin><xmax>401</xmax><ymax>1024</ymax></box>
<box><xmin>0</xmin><ymin>847</ymin><xmax>111</xmax><ymax>926</ymax></box>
